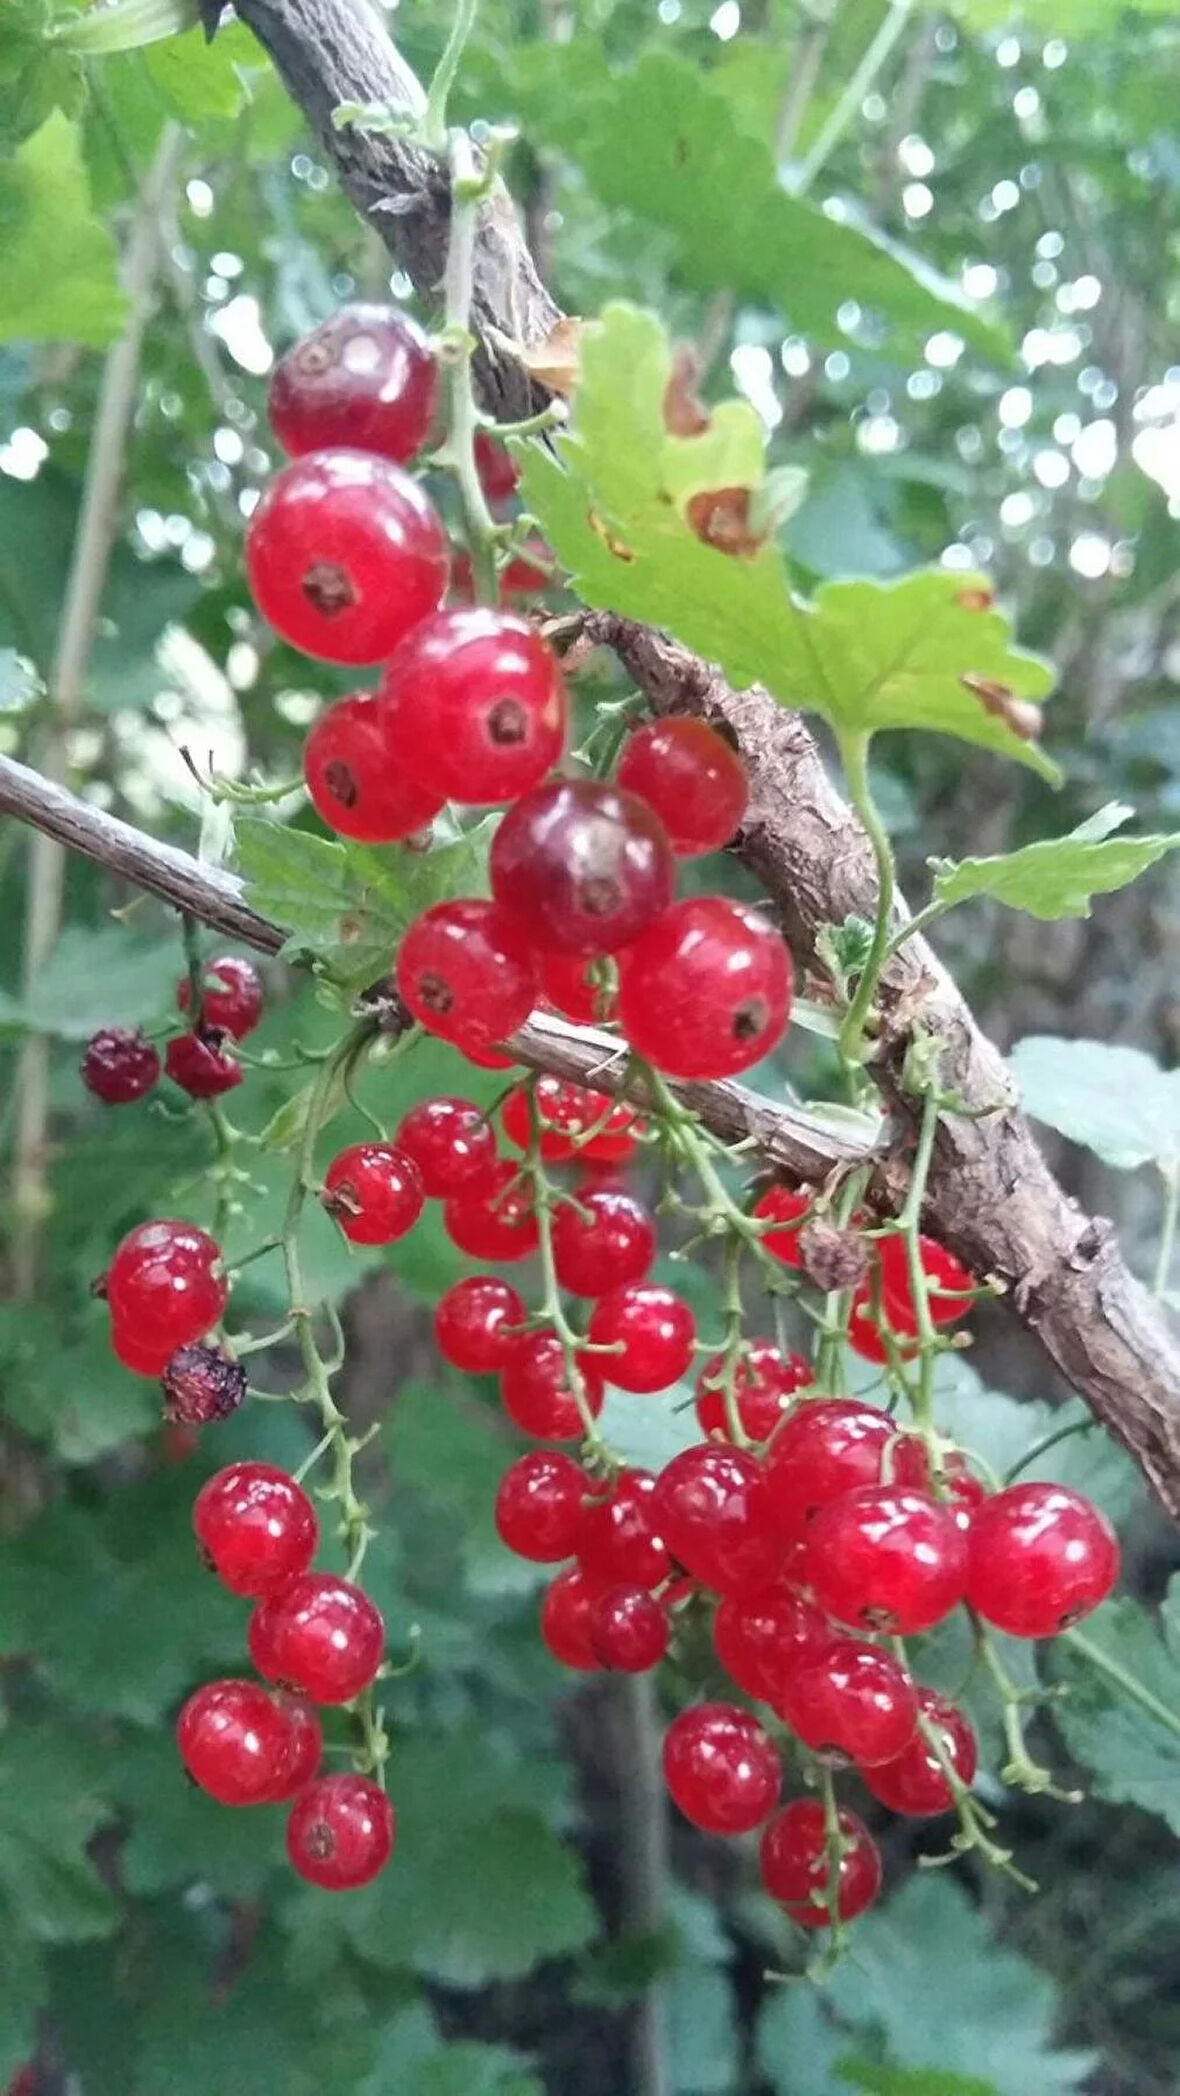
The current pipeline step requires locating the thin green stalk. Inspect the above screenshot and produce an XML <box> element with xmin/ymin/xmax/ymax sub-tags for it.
<box><xmin>882</xmin><ymin>896</ymin><xmax>949</xmax><ymax>964</ymax></box>
<box><xmin>441</xmin><ymin>129</ymin><xmax>502</xmax><ymax>602</ymax></box>
<box><xmin>1153</xmin><ymin>1166</ymin><xmax>1179</xmax><ymax>1298</ymax></box>
<box><xmin>837</xmin><ymin>735</ymin><xmax>895</xmax><ymax>1069</ymax></box>
<box><xmin>897</xmin><ymin>1082</ymin><xmax>942</xmax><ymax>1431</ymax></box>
<box><xmin>792</xmin><ymin>0</ymin><xmax>913</xmax><ymax>196</ymax></box>
<box><xmin>524</xmin><ymin>1084</ymin><xmax>615</xmax><ymax>1462</ymax></box>
<box><xmin>1003</xmin><ymin>1415</ymin><xmax>1094</xmax><ymax>1484</ymax></box>
<box><xmin>423</xmin><ymin>0</ymin><xmax>480</xmax><ymax>151</ymax></box>
<box><xmin>1063</xmin><ymin>1628</ymin><xmax>1180</xmax><ymax>1740</ymax></box>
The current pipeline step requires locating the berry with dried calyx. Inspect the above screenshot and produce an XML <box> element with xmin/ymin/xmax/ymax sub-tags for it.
<box><xmin>161</xmin><ymin>1342</ymin><xmax>247</xmax><ymax>1426</ymax></box>
<box><xmin>268</xmin><ymin>303</ymin><xmax>437</xmax><ymax>464</ymax></box>
<box><xmin>287</xmin><ymin>1773</ymin><xmax>395</xmax><ymax>1889</ymax></box>
<box><xmin>80</xmin><ymin>1027</ymin><xmax>160</xmax><ymax>1105</ymax></box>
<box><xmin>321</xmin><ymin>1142</ymin><xmax>425</xmax><ymax>1245</ymax></box>
<box><xmin>396</xmin><ymin>897</ymin><xmax>540</xmax><ymax>1054</ymax></box>
<box><xmin>490</xmin><ymin>777</ymin><xmax>675</xmax><ymax>955</ymax></box>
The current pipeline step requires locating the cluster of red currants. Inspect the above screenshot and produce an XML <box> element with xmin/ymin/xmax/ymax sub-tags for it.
<box><xmin>80</xmin><ymin>953</ymin><xmax>264</xmax><ymax>1106</ymax></box>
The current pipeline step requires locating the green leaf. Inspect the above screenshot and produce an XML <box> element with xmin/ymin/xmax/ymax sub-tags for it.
<box><xmin>110</xmin><ymin>1728</ymin><xmax>287</xmax><ymax>1900</ymax></box>
<box><xmin>0</xmin><ymin>0</ymin><xmax>84</xmax><ymax>151</ymax></box>
<box><xmin>0</xmin><ymin>1916</ymin><xmax>45</xmax><ymax>2086</ymax></box>
<box><xmin>520</xmin><ymin>305</ymin><xmax>1057</xmax><ymax>778</ymax></box>
<box><xmin>357</xmin><ymin>2006</ymin><xmax>542</xmax><ymax>2096</ymax></box>
<box><xmin>757</xmin><ymin>1986</ymin><xmax>848</xmax><ymax>2096</ymax></box>
<box><xmin>0</xmin><ymin>111</ymin><xmax>126</xmax><ymax>345</ymax></box>
<box><xmin>140</xmin><ymin>22</ymin><xmax>252</xmax><ymax>120</ymax></box>
<box><xmin>0</xmin><ymin>1307</ymin><xmax>158</xmax><ymax>1462</ymax></box>
<box><xmin>929</xmin><ymin>803</ymin><xmax>1180</xmax><ymax>920</ymax></box>
<box><xmin>386</xmin><ymin>1381</ymin><xmax>545</xmax><ymax>1597</ymax></box>
<box><xmin>930</xmin><ymin>1357</ymin><xmax>1141</xmax><ymax>1529</ymax></box>
<box><xmin>952</xmin><ymin>0</ymin><xmax>1174</xmax><ymax>25</ymax></box>
<box><xmin>667</xmin><ymin>1961</ymin><xmax>740</xmax><ymax>2094</ymax></box>
<box><xmin>1045</xmin><ymin>1578</ymin><xmax>1180</xmax><ymax>1836</ymax></box>
<box><xmin>840</xmin><ymin>2070</ymin><xmax>1001</xmax><ymax>2096</ymax></box>
<box><xmin>14</xmin><ymin>926</ymin><xmax>175</xmax><ymax>1040</ymax></box>
<box><xmin>0</xmin><ymin>1724</ymin><xmax>117</xmax><ymax>1942</ymax></box>
<box><xmin>1007</xmin><ymin>1036</ymin><xmax>1180</xmax><ymax>1172</ymax></box>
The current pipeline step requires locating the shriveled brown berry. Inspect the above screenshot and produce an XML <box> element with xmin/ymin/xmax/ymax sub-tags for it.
<box><xmin>161</xmin><ymin>1343</ymin><xmax>247</xmax><ymax>1426</ymax></box>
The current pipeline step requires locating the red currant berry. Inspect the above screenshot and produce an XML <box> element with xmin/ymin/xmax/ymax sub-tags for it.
<box><xmin>551</xmin><ymin>1187</ymin><xmax>657</xmax><ymax>1298</ymax></box>
<box><xmin>751</xmin><ymin>1185</ymin><xmax>810</xmax><ymax>1266</ymax></box>
<box><xmin>490</xmin><ymin>778</ymin><xmax>675</xmax><ymax>956</ymax></box>
<box><xmin>615</xmin><ymin>716</ymin><xmax>748</xmax><ymax>857</ymax></box>
<box><xmin>435</xmin><ymin>1274</ymin><xmax>525</xmax><ymax>1372</ymax></box>
<box><xmin>474</xmin><ymin>429</ymin><xmax>519</xmax><ymax>504</ymax></box>
<box><xmin>662</xmin><ymin>1702</ymin><xmax>780</xmax><ymax>1834</ymax></box>
<box><xmin>777</xmin><ymin>1636</ymin><xmax>918</xmax><ymax>1766</ymax></box>
<box><xmin>876</xmin><ymin>1233</ymin><xmax>974</xmax><ymax>1331</ymax></box>
<box><xmin>246</xmin><ymin>449</ymin><xmax>448</xmax><ymax>665</ymax></box>
<box><xmin>760</xmin><ymin>1799</ymin><xmax>881</xmax><ymax>1928</ymax></box>
<box><xmin>443</xmin><ymin>1159</ymin><xmax>538</xmax><ymax>1262</ymax></box>
<box><xmin>105</xmin><ymin>1219</ymin><xmax>226</xmax><ymax>1367</ymax></box>
<box><xmin>540</xmin><ymin>1565</ymin><xmax>604</xmax><ymax>1671</ymax></box>
<box><xmin>495</xmin><ymin>1449</ymin><xmax>586</xmax><ymax>1562</ymax></box>
<box><xmin>617</xmin><ymin>897</ymin><xmax>791</xmax><ymax>1080</ymax></box>
<box><xmin>499</xmin><ymin>1331</ymin><xmax>604</xmax><ymax>1440</ymax></box>
<box><xmin>249</xmin><ymin>1573</ymin><xmax>385</xmax><ymax>1704</ymax></box>
<box><xmin>847</xmin><ymin>1282</ymin><xmax>918</xmax><ymax>1365</ymax></box>
<box><xmin>321</xmin><ymin>1143</ymin><xmax>425</xmax><ymax>1245</ymax></box>
<box><xmin>193</xmin><ymin>1461</ymin><xmax>318</xmax><ymax>1598</ymax></box>
<box><xmin>303</xmin><ymin>692</ymin><xmax>444</xmax><ymax>843</ymax></box>
<box><xmin>177</xmin><ymin>955</ymin><xmax>264</xmax><ymax>1040</ymax></box>
<box><xmin>80</xmin><ymin>1027</ymin><xmax>160</xmax><ymax>1104</ymax></box>
<box><xmin>176</xmin><ymin>1678</ymin><xmax>294</xmax><ymax>1805</ymax></box>
<box><xmin>965</xmin><ymin>1482</ymin><xmax>1119</xmax><ymax>1636</ymax></box>
<box><xmin>112</xmin><ymin>1317</ymin><xmax>176</xmax><ymax>1377</ymax></box>
<box><xmin>263</xmin><ymin>1691</ymin><xmax>324</xmax><ymax>1803</ymax></box>
<box><xmin>539</xmin><ymin>952</ymin><xmax>616</xmax><ymax>1025</ymax></box>
<box><xmin>161</xmin><ymin>1341</ymin><xmax>247</xmax><ymax>1425</ymax></box>
<box><xmin>762</xmin><ymin>1399</ymin><xmax>898</xmax><ymax>1544</ymax></box>
<box><xmin>165</xmin><ymin>1029</ymin><xmax>243</xmax><ymax>1099</ymax></box>
<box><xmin>577</xmin><ymin>1468</ymin><xmax>670</xmax><ymax>1589</ymax></box>
<box><xmin>269</xmin><ymin>304</ymin><xmax>437</xmax><ymax>465</ymax></box>
<box><xmin>805</xmin><ymin>1486</ymin><xmax>968</xmax><ymax>1636</ymax></box>
<box><xmin>586</xmin><ymin>1284</ymin><xmax>695</xmax><ymax>1394</ymax></box>
<box><xmin>589</xmin><ymin>1584</ymin><xmax>669</xmax><ymax>1671</ymax></box>
<box><xmin>393</xmin><ymin>1095</ymin><xmax>498</xmax><ymax>1198</ymax></box>
<box><xmin>379</xmin><ymin>608</ymin><xmax>566</xmax><ymax>805</ymax></box>
<box><xmin>500</xmin><ymin>1076</ymin><xmax>641</xmax><ymax>1166</ymax></box>
<box><xmin>862</xmin><ymin>1687</ymin><xmax>977</xmax><ymax>1817</ymax></box>
<box><xmin>654</xmin><ymin>1445</ymin><xmax>781</xmax><ymax>1595</ymax></box>
<box><xmin>712</xmin><ymin>1584</ymin><xmax>832</xmax><ymax>1706</ymax></box>
<box><xmin>459</xmin><ymin>1042</ymin><xmax>518</xmax><ymax>1071</ymax></box>
<box><xmin>396</xmin><ymin>898</ymin><xmax>539</xmax><ymax>1053</ymax></box>
<box><xmin>286</xmin><ymin>1773</ymin><xmax>394</xmax><ymax>1890</ymax></box>
<box><xmin>694</xmin><ymin>1341</ymin><xmax>812</xmax><ymax>1445</ymax></box>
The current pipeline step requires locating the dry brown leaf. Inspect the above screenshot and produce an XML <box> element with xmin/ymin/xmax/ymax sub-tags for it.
<box><xmin>521</xmin><ymin>316</ymin><xmax>583</xmax><ymax>396</ymax></box>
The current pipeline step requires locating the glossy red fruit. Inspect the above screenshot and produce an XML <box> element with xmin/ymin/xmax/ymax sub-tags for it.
<box><xmin>495</xmin><ymin>1449</ymin><xmax>587</xmax><ymax>1561</ymax></box>
<box><xmin>112</xmin><ymin>1317</ymin><xmax>176</xmax><ymax>1376</ymax></box>
<box><xmin>379</xmin><ymin>608</ymin><xmax>566</xmax><ymax>805</ymax></box>
<box><xmin>712</xmin><ymin>1584</ymin><xmax>832</xmax><ymax>1706</ymax></box>
<box><xmin>751</xmin><ymin>1185</ymin><xmax>810</xmax><ymax>1267</ymax></box>
<box><xmin>551</xmin><ymin>1187</ymin><xmax>657</xmax><ymax>1298</ymax></box>
<box><xmin>269</xmin><ymin>304</ymin><xmax>437</xmax><ymax>464</ymax></box>
<box><xmin>577</xmin><ymin>1468</ymin><xmax>670</xmax><ymax>1589</ymax></box>
<box><xmin>760</xmin><ymin>1799</ymin><xmax>881</xmax><ymax>1928</ymax></box>
<box><xmin>161</xmin><ymin>1341</ymin><xmax>247</xmax><ymax>1425</ymax></box>
<box><xmin>264</xmin><ymin>1691</ymin><xmax>324</xmax><ymax>1802</ymax></box>
<box><xmin>499</xmin><ymin>1331</ymin><xmax>604</xmax><ymax>1440</ymax></box>
<box><xmin>805</xmin><ymin>1486</ymin><xmax>968</xmax><ymax>1636</ymax></box>
<box><xmin>540</xmin><ymin>952</ymin><xmax>616</xmax><ymax>1025</ymax></box>
<box><xmin>177</xmin><ymin>954</ymin><xmax>264</xmax><ymax>1039</ymax></box>
<box><xmin>193</xmin><ymin>1461</ymin><xmax>318</xmax><ymax>1598</ymax></box>
<box><xmin>490</xmin><ymin>778</ymin><xmax>675</xmax><ymax>956</ymax></box>
<box><xmin>459</xmin><ymin>1042</ymin><xmax>518</xmax><ymax>1072</ymax></box>
<box><xmin>396</xmin><ymin>898</ymin><xmax>539</xmax><ymax>1053</ymax></box>
<box><xmin>500</xmin><ymin>1076</ymin><xmax>641</xmax><ymax>1166</ymax></box>
<box><xmin>654</xmin><ymin>1445</ymin><xmax>781</xmax><ymax>1596</ymax></box>
<box><xmin>762</xmin><ymin>1399</ymin><xmax>899</xmax><ymax>1544</ymax></box>
<box><xmin>662</xmin><ymin>1702</ymin><xmax>780</xmax><ymax>1834</ymax></box>
<box><xmin>393</xmin><ymin>1095</ymin><xmax>498</xmax><ymax>1198</ymax></box>
<box><xmin>81</xmin><ymin>1027</ymin><xmax>160</xmax><ymax>1104</ymax></box>
<box><xmin>590</xmin><ymin>1584</ymin><xmax>669</xmax><ymax>1671</ymax></box>
<box><xmin>434</xmin><ymin>1274</ymin><xmax>525</xmax><ymax>1372</ymax></box>
<box><xmin>617</xmin><ymin>897</ymin><xmax>791</xmax><ymax>1080</ymax></box>
<box><xmin>862</xmin><ymin>1687</ymin><xmax>977</xmax><ymax>1817</ymax></box>
<box><xmin>246</xmin><ymin>449</ymin><xmax>448</xmax><ymax>665</ymax></box>
<box><xmin>777</xmin><ymin>1636</ymin><xmax>918</xmax><ymax>1767</ymax></box>
<box><xmin>287</xmin><ymin>1773</ymin><xmax>395</xmax><ymax>1889</ymax></box>
<box><xmin>616</xmin><ymin>716</ymin><xmax>749</xmax><ymax>857</ymax></box>
<box><xmin>165</xmin><ymin>1029</ymin><xmax>243</xmax><ymax>1099</ymax></box>
<box><xmin>877</xmin><ymin>1233</ymin><xmax>974</xmax><ymax>1331</ymax></box>
<box><xmin>321</xmin><ymin>1142</ymin><xmax>425</xmax><ymax>1245</ymax></box>
<box><xmin>586</xmin><ymin>1284</ymin><xmax>695</xmax><ymax>1394</ymax></box>
<box><xmin>540</xmin><ymin>1565</ymin><xmax>604</xmax><ymax>1671</ymax></box>
<box><xmin>105</xmin><ymin>1219</ymin><xmax>226</xmax><ymax>1367</ymax></box>
<box><xmin>965</xmin><ymin>1482</ymin><xmax>1119</xmax><ymax>1636</ymax></box>
<box><xmin>249</xmin><ymin>1573</ymin><xmax>385</xmax><ymax>1704</ymax></box>
<box><xmin>303</xmin><ymin>692</ymin><xmax>444</xmax><ymax>842</ymax></box>
<box><xmin>475</xmin><ymin>429</ymin><xmax>519</xmax><ymax>503</ymax></box>
<box><xmin>694</xmin><ymin>1340</ymin><xmax>812</xmax><ymax>1444</ymax></box>
<box><xmin>847</xmin><ymin>1282</ymin><xmax>918</xmax><ymax>1366</ymax></box>
<box><xmin>176</xmin><ymin>1678</ymin><xmax>294</xmax><ymax>1805</ymax></box>
<box><xmin>443</xmin><ymin>1158</ymin><xmax>538</xmax><ymax>1261</ymax></box>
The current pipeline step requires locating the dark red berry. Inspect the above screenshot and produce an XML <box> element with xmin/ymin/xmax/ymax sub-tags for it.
<box><xmin>495</xmin><ymin>1449</ymin><xmax>587</xmax><ymax>1561</ymax></box>
<box><xmin>263</xmin><ymin>1691</ymin><xmax>323</xmax><ymax>1803</ymax></box>
<box><xmin>321</xmin><ymin>1143</ymin><xmax>425</xmax><ymax>1245</ymax></box>
<box><xmin>379</xmin><ymin>608</ymin><xmax>566</xmax><ymax>804</ymax></box>
<box><xmin>105</xmin><ymin>1219</ymin><xmax>226</xmax><ymax>1370</ymax></box>
<box><xmin>540</xmin><ymin>1565</ymin><xmax>603</xmax><ymax>1671</ymax></box>
<box><xmin>965</xmin><ymin>1482</ymin><xmax>1119</xmax><ymax>1636</ymax></box>
<box><xmin>396</xmin><ymin>898</ymin><xmax>539</xmax><ymax>1053</ymax></box>
<box><xmin>393</xmin><ymin>1095</ymin><xmax>498</xmax><ymax>1198</ymax></box>
<box><xmin>540</xmin><ymin>952</ymin><xmax>616</xmax><ymax>1025</ymax></box>
<box><xmin>586</xmin><ymin>1284</ymin><xmax>695</xmax><ymax>1394</ymax></box>
<box><xmin>113</xmin><ymin>1317</ymin><xmax>177</xmax><ymax>1377</ymax></box>
<box><xmin>474</xmin><ymin>429</ymin><xmax>519</xmax><ymax>504</ymax></box>
<box><xmin>577</xmin><ymin>1468</ymin><xmax>670</xmax><ymax>1589</ymax></box>
<box><xmin>760</xmin><ymin>1799</ymin><xmax>881</xmax><ymax>1928</ymax></box>
<box><xmin>303</xmin><ymin>692</ymin><xmax>444</xmax><ymax>842</ymax></box>
<box><xmin>286</xmin><ymin>1773</ymin><xmax>395</xmax><ymax>1889</ymax></box>
<box><xmin>165</xmin><ymin>1029</ymin><xmax>243</xmax><ymax>1099</ymax></box>
<box><xmin>490</xmin><ymin>778</ymin><xmax>675</xmax><ymax>956</ymax></box>
<box><xmin>499</xmin><ymin>1331</ymin><xmax>604</xmax><ymax>1440</ymax></box>
<box><xmin>551</xmin><ymin>1187</ymin><xmax>657</xmax><ymax>1298</ymax></box>
<box><xmin>80</xmin><ymin>1027</ymin><xmax>160</xmax><ymax>1105</ymax></box>
<box><xmin>269</xmin><ymin>304</ymin><xmax>437</xmax><ymax>464</ymax></box>
<box><xmin>712</xmin><ymin>1583</ymin><xmax>832</xmax><ymax>1707</ymax></box>
<box><xmin>876</xmin><ymin>1233</ymin><xmax>975</xmax><ymax>1331</ymax></box>
<box><xmin>751</xmin><ymin>1185</ymin><xmax>810</xmax><ymax>1266</ymax></box>
<box><xmin>590</xmin><ymin>1584</ymin><xmax>669</xmax><ymax>1671</ymax></box>
<box><xmin>193</xmin><ymin>1461</ymin><xmax>318</xmax><ymax>1598</ymax></box>
<box><xmin>161</xmin><ymin>1342</ymin><xmax>247</xmax><ymax>1425</ymax></box>
<box><xmin>435</xmin><ymin>1274</ymin><xmax>525</xmax><ymax>1372</ymax></box>
<box><xmin>662</xmin><ymin>1702</ymin><xmax>780</xmax><ymax>1834</ymax></box>
<box><xmin>805</xmin><ymin>1485</ymin><xmax>968</xmax><ymax>1635</ymax></box>
<box><xmin>777</xmin><ymin>1636</ymin><xmax>918</xmax><ymax>1767</ymax></box>
<box><xmin>617</xmin><ymin>897</ymin><xmax>791</xmax><ymax>1080</ymax></box>
<box><xmin>847</xmin><ymin>1282</ymin><xmax>918</xmax><ymax>1365</ymax></box>
<box><xmin>862</xmin><ymin>1687</ymin><xmax>977</xmax><ymax>1816</ymax></box>
<box><xmin>762</xmin><ymin>1399</ymin><xmax>901</xmax><ymax>1544</ymax></box>
<box><xmin>443</xmin><ymin>1158</ymin><xmax>538</xmax><ymax>1262</ymax></box>
<box><xmin>500</xmin><ymin>1077</ymin><xmax>641</xmax><ymax>1166</ymax></box>
<box><xmin>245</xmin><ymin>449</ymin><xmax>448</xmax><ymax>665</ymax></box>
<box><xmin>694</xmin><ymin>1340</ymin><xmax>812</xmax><ymax>1444</ymax></box>
<box><xmin>249</xmin><ymin>1573</ymin><xmax>385</xmax><ymax>1704</ymax></box>
<box><xmin>459</xmin><ymin>1041</ymin><xmax>518</xmax><ymax>1071</ymax></box>
<box><xmin>177</xmin><ymin>955</ymin><xmax>264</xmax><ymax>1039</ymax></box>
<box><xmin>653</xmin><ymin>1444</ymin><xmax>781</xmax><ymax>1596</ymax></box>
<box><xmin>176</xmin><ymin>1678</ymin><xmax>294</xmax><ymax>1805</ymax></box>
<box><xmin>615</xmin><ymin>716</ymin><xmax>749</xmax><ymax>857</ymax></box>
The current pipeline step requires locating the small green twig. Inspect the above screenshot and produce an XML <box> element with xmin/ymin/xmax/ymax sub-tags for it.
<box><xmin>422</xmin><ymin>0</ymin><xmax>480</xmax><ymax>152</ymax></box>
<box><xmin>1153</xmin><ymin>1166</ymin><xmax>1179</xmax><ymax>1299</ymax></box>
<box><xmin>836</xmin><ymin>734</ymin><xmax>895</xmax><ymax>1069</ymax></box>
